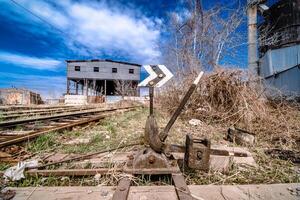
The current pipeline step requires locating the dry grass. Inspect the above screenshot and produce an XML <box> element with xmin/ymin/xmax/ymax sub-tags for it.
<box><xmin>185</xmin><ymin>149</ymin><xmax>299</xmax><ymax>185</ymax></box>
<box><xmin>158</xmin><ymin>68</ymin><xmax>300</xmax><ymax>150</ymax></box>
<box><xmin>157</xmin><ymin>68</ymin><xmax>300</xmax><ymax>184</ymax></box>
<box><xmin>1</xmin><ymin>103</ymin><xmax>299</xmax><ymax>187</ymax></box>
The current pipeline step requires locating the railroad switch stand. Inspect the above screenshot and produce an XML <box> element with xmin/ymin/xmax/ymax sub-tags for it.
<box><xmin>125</xmin><ymin>71</ymin><xmax>208</xmax><ymax>174</ymax></box>
<box><xmin>118</xmin><ymin>69</ymin><xmax>206</xmax><ymax>200</ymax></box>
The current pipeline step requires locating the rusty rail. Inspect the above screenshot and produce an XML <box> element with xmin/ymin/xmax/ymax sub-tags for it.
<box><xmin>0</xmin><ymin>168</ymin><xmax>122</xmax><ymax>177</ymax></box>
<box><xmin>0</xmin><ymin>105</ymin><xmax>74</xmax><ymax>112</ymax></box>
<box><xmin>0</xmin><ymin>106</ymin><xmax>139</xmax><ymax>147</ymax></box>
<box><xmin>0</xmin><ymin>106</ymin><xmax>134</xmax><ymax>128</ymax></box>
<box><xmin>0</xmin><ymin>106</ymin><xmax>101</xmax><ymax>121</ymax></box>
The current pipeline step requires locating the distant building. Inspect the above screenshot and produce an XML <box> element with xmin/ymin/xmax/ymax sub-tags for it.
<box><xmin>66</xmin><ymin>59</ymin><xmax>141</xmax><ymax>101</ymax></box>
<box><xmin>258</xmin><ymin>0</ymin><xmax>300</xmax><ymax>97</ymax></box>
<box><xmin>0</xmin><ymin>88</ymin><xmax>43</xmax><ymax>105</ymax></box>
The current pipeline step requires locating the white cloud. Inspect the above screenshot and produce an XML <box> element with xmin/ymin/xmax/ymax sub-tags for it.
<box><xmin>0</xmin><ymin>51</ymin><xmax>62</xmax><ymax>71</ymax></box>
<box><xmin>68</xmin><ymin>3</ymin><xmax>160</xmax><ymax>63</ymax></box>
<box><xmin>3</xmin><ymin>0</ymin><xmax>162</xmax><ymax>64</ymax></box>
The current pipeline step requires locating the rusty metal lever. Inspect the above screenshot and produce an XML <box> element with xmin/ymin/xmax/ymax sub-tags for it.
<box><xmin>159</xmin><ymin>71</ymin><xmax>204</xmax><ymax>142</ymax></box>
<box><xmin>147</xmin><ymin>72</ymin><xmax>204</xmax><ymax>153</ymax></box>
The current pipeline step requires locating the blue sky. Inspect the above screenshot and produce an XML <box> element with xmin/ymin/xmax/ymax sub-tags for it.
<box><xmin>0</xmin><ymin>0</ymin><xmax>249</xmax><ymax>98</ymax></box>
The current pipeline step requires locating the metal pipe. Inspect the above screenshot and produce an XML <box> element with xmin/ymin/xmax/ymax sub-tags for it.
<box><xmin>149</xmin><ymin>87</ymin><xmax>154</xmax><ymax>115</ymax></box>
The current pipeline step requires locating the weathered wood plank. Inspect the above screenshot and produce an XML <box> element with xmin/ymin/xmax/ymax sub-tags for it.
<box><xmin>172</xmin><ymin>173</ymin><xmax>194</xmax><ymax>200</ymax></box>
<box><xmin>6</xmin><ymin>184</ymin><xmax>299</xmax><ymax>200</ymax></box>
<box><xmin>112</xmin><ymin>178</ymin><xmax>131</xmax><ymax>200</ymax></box>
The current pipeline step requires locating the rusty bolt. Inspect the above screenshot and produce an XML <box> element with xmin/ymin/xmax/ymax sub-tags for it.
<box><xmin>127</xmin><ymin>154</ymin><xmax>134</xmax><ymax>160</ymax></box>
<box><xmin>158</xmin><ymin>74</ymin><xmax>163</xmax><ymax>78</ymax></box>
<box><xmin>197</xmin><ymin>151</ymin><xmax>203</xmax><ymax>160</ymax></box>
<box><xmin>148</xmin><ymin>155</ymin><xmax>156</xmax><ymax>164</ymax></box>
<box><xmin>149</xmin><ymin>81</ymin><xmax>154</xmax><ymax>85</ymax></box>
<box><xmin>165</xmin><ymin>152</ymin><xmax>171</xmax><ymax>157</ymax></box>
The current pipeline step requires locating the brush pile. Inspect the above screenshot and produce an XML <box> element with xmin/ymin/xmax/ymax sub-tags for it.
<box><xmin>158</xmin><ymin>68</ymin><xmax>300</xmax><ymax>150</ymax></box>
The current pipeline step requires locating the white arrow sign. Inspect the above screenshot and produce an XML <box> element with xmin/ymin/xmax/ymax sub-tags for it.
<box><xmin>138</xmin><ymin>65</ymin><xmax>173</xmax><ymax>87</ymax></box>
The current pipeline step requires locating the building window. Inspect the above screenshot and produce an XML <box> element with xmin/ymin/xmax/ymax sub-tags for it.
<box><xmin>75</xmin><ymin>66</ymin><xmax>80</xmax><ymax>71</ymax></box>
<box><xmin>112</xmin><ymin>68</ymin><xmax>118</xmax><ymax>73</ymax></box>
<box><xmin>94</xmin><ymin>67</ymin><xmax>99</xmax><ymax>72</ymax></box>
<box><xmin>129</xmin><ymin>69</ymin><xmax>134</xmax><ymax>74</ymax></box>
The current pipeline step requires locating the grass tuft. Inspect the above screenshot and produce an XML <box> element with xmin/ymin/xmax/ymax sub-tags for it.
<box><xmin>26</xmin><ymin>132</ymin><xmax>58</xmax><ymax>153</ymax></box>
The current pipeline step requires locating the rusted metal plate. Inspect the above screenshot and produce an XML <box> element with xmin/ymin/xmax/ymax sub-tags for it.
<box><xmin>124</xmin><ymin>148</ymin><xmax>180</xmax><ymax>175</ymax></box>
<box><xmin>172</xmin><ymin>173</ymin><xmax>194</xmax><ymax>200</ymax></box>
<box><xmin>184</xmin><ymin>134</ymin><xmax>210</xmax><ymax>171</ymax></box>
<box><xmin>124</xmin><ymin>167</ymin><xmax>180</xmax><ymax>175</ymax></box>
<box><xmin>210</xmin><ymin>149</ymin><xmax>248</xmax><ymax>157</ymax></box>
<box><xmin>144</xmin><ymin>115</ymin><xmax>159</xmax><ymax>147</ymax></box>
<box><xmin>112</xmin><ymin>178</ymin><xmax>131</xmax><ymax>200</ymax></box>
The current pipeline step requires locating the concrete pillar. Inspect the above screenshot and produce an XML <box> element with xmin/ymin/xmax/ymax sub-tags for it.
<box><xmin>93</xmin><ymin>80</ymin><xmax>96</xmax><ymax>96</ymax></box>
<box><xmin>104</xmin><ymin>80</ymin><xmax>107</xmax><ymax>96</ymax></box>
<box><xmin>75</xmin><ymin>81</ymin><xmax>78</xmax><ymax>95</ymax></box>
<box><xmin>104</xmin><ymin>80</ymin><xmax>107</xmax><ymax>102</ymax></box>
<box><xmin>85</xmin><ymin>79</ymin><xmax>89</xmax><ymax>96</ymax></box>
<box><xmin>81</xmin><ymin>81</ymin><xmax>84</xmax><ymax>95</ymax></box>
<box><xmin>66</xmin><ymin>78</ymin><xmax>70</xmax><ymax>95</ymax></box>
<box><xmin>248</xmin><ymin>4</ymin><xmax>258</xmax><ymax>77</ymax></box>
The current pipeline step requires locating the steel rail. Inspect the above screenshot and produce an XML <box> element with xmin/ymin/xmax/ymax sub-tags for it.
<box><xmin>0</xmin><ymin>106</ymin><xmax>136</xmax><ymax>128</ymax></box>
<box><xmin>0</xmin><ymin>168</ymin><xmax>123</xmax><ymax>177</ymax></box>
<box><xmin>0</xmin><ymin>107</ymin><xmax>138</xmax><ymax>147</ymax></box>
<box><xmin>1</xmin><ymin>105</ymin><xmax>99</xmax><ymax>115</ymax></box>
<box><xmin>1</xmin><ymin>107</ymin><xmax>101</xmax><ymax>121</ymax></box>
<box><xmin>0</xmin><ymin>105</ymin><xmax>75</xmax><ymax>112</ymax></box>
<box><xmin>1</xmin><ymin>107</ymin><xmax>76</xmax><ymax>116</ymax></box>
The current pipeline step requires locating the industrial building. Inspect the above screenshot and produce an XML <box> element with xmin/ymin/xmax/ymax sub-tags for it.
<box><xmin>258</xmin><ymin>0</ymin><xmax>300</xmax><ymax>96</ymax></box>
<box><xmin>0</xmin><ymin>88</ymin><xmax>43</xmax><ymax>105</ymax></box>
<box><xmin>66</xmin><ymin>59</ymin><xmax>141</xmax><ymax>103</ymax></box>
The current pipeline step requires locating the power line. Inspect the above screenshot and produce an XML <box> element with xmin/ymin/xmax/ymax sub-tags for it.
<box><xmin>9</xmin><ymin>0</ymin><xmax>94</xmax><ymax>57</ymax></box>
<box><xmin>10</xmin><ymin>0</ymin><xmax>66</xmax><ymax>35</ymax></box>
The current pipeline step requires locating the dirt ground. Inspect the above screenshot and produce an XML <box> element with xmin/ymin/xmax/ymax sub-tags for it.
<box><xmin>1</xmin><ymin>107</ymin><xmax>299</xmax><ymax>187</ymax></box>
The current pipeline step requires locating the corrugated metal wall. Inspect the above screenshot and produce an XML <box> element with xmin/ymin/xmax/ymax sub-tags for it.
<box><xmin>67</xmin><ymin>61</ymin><xmax>141</xmax><ymax>81</ymax></box>
<box><xmin>264</xmin><ymin>66</ymin><xmax>300</xmax><ymax>96</ymax></box>
<box><xmin>258</xmin><ymin>0</ymin><xmax>300</xmax><ymax>97</ymax></box>
<box><xmin>259</xmin><ymin>44</ymin><xmax>300</xmax><ymax>96</ymax></box>
<box><xmin>259</xmin><ymin>44</ymin><xmax>300</xmax><ymax>77</ymax></box>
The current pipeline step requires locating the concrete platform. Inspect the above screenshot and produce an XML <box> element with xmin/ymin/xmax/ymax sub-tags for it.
<box><xmin>5</xmin><ymin>183</ymin><xmax>299</xmax><ymax>200</ymax></box>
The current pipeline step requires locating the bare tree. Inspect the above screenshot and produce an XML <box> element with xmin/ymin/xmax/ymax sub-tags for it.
<box><xmin>164</xmin><ymin>0</ymin><xmax>246</xmax><ymax>73</ymax></box>
<box><xmin>114</xmin><ymin>80</ymin><xmax>138</xmax><ymax>98</ymax></box>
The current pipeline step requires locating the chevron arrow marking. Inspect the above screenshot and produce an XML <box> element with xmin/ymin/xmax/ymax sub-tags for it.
<box><xmin>156</xmin><ymin>65</ymin><xmax>173</xmax><ymax>87</ymax></box>
<box><xmin>138</xmin><ymin>65</ymin><xmax>173</xmax><ymax>87</ymax></box>
<box><xmin>138</xmin><ymin>65</ymin><xmax>157</xmax><ymax>87</ymax></box>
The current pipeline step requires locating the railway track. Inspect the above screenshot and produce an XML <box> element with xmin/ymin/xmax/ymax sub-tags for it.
<box><xmin>0</xmin><ymin>105</ymin><xmax>75</xmax><ymax>112</ymax></box>
<box><xmin>0</xmin><ymin>105</ymin><xmax>105</xmax><ymax>121</ymax></box>
<box><xmin>0</xmin><ymin>105</ymin><xmax>139</xmax><ymax>148</ymax></box>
